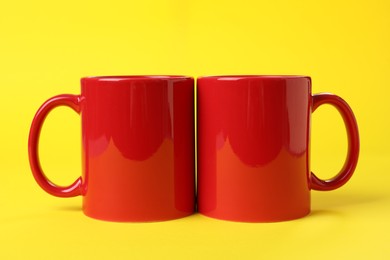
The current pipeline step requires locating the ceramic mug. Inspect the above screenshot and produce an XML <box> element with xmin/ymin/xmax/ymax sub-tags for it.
<box><xmin>197</xmin><ymin>75</ymin><xmax>359</xmax><ymax>222</ymax></box>
<box><xmin>28</xmin><ymin>76</ymin><xmax>195</xmax><ymax>222</ymax></box>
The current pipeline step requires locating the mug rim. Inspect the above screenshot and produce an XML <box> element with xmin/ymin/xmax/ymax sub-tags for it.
<box><xmin>197</xmin><ymin>75</ymin><xmax>310</xmax><ymax>80</ymax></box>
<box><xmin>82</xmin><ymin>75</ymin><xmax>193</xmax><ymax>81</ymax></box>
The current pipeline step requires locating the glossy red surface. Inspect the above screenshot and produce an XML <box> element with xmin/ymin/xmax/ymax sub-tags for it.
<box><xmin>197</xmin><ymin>76</ymin><xmax>359</xmax><ymax>222</ymax></box>
<box><xmin>29</xmin><ymin>76</ymin><xmax>195</xmax><ymax>222</ymax></box>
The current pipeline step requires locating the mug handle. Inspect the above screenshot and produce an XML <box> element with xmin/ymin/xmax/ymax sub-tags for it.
<box><xmin>28</xmin><ymin>94</ymin><xmax>83</xmax><ymax>197</ymax></box>
<box><xmin>310</xmin><ymin>93</ymin><xmax>360</xmax><ymax>191</ymax></box>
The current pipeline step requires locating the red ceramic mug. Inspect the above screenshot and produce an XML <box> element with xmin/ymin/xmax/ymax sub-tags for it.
<box><xmin>28</xmin><ymin>76</ymin><xmax>195</xmax><ymax>222</ymax></box>
<box><xmin>197</xmin><ymin>75</ymin><xmax>359</xmax><ymax>222</ymax></box>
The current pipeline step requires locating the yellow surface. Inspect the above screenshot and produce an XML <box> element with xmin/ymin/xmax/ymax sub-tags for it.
<box><xmin>1</xmin><ymin>0</ymin><xmax>389</xmax><ymax>259</ymax></box>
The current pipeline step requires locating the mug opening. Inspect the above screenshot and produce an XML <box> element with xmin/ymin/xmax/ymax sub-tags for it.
<box><xmin>198</xmin><ymin>75</ymin><xmax>309</xmax><ymax>80</ymax></box>
<box><xmin>82</xmin><ymin>75</ymin><xmax>192</xmax><ymax>81</ymax></box>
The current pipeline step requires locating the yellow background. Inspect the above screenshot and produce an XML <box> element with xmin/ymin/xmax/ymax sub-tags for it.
<box><xmin>1</xmin><ymin>0</ymin><xmax>389</xmax><ymax>259</ymax></box>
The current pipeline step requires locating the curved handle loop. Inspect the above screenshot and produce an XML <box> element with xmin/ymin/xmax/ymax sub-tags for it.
<box><xmin>28</xmin><ymin>94</ymin><xmax>83</xmax><ymax>197</ymax></box>
<box><xmin>310</xmin><ymin>93</ymin><xmax>360</xmax><ymax>191</ymax></box>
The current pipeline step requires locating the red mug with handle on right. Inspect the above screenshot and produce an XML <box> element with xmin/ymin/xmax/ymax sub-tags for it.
<box><xmin>197</xmin><ymin>75</ymin><xmax>359</xmax><ymax>222</ymax></box>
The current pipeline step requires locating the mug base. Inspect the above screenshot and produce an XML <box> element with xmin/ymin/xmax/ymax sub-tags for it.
<box><xmin>83</xmin><ymin>210</ymin><xmax>195</xmax><ymax>222</ymax></box>
<box><xmin>198</xmin><ymin>209</ymin><xmax>311</xmax><ymax>223</ymax></box>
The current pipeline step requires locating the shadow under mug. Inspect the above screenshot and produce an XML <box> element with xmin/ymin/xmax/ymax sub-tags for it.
<box><xmin>197</xmin><ymin>75</ymin><xmax>359</xmax><ymax>222</ymax></box>
<box><xmin>28</xmin><ymin>76</ymin><xmax>195</xmax><ymax>222</ymax></box>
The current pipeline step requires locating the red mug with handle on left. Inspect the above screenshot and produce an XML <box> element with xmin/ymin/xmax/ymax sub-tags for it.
<box><xmin>28</xmin><ymin>76</ymin><xmax>195</xmax><ymax>222</ymax></box>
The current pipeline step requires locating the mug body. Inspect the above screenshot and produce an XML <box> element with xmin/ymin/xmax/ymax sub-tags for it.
<box><xmin>197</xmin><ymin>76</ymin><xmax>312</xmax><ymax>222</ymax></box>
<box><xmin>80</xmin><ymin>76</ymin><xmax>195</xmax><ymax>221</ymax></box>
